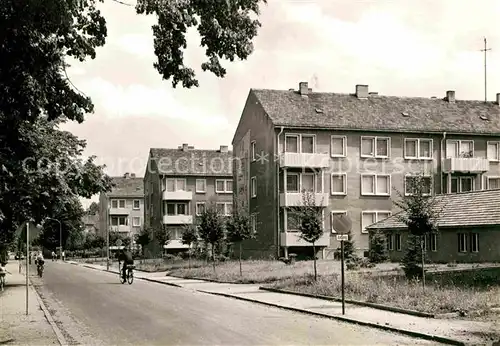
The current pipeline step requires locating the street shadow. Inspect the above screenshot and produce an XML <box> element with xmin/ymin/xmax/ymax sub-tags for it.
<box><xmin>3</xmin><ymin>283</ymin><xmax>26</xmax><ymax>289</ymax></box>
<box><xmin>0</xmin><ymin>339</ymin><xmax>16</xmax><ymax>345</ymax></box>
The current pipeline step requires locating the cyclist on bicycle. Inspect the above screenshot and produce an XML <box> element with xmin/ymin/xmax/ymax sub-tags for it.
<box><xmin>117</xmin><ymin>248</ymin><xmax>134</xmax><ymax>281</ymax></box>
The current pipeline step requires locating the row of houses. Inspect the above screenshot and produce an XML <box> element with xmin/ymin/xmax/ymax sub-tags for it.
<box><xmin>97</xmin><ymin>82</ymin><xmax>500</xmax><ymax>262</ymax></box>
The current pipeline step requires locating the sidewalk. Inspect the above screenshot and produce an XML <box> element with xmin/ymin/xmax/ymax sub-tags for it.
<box><xmin>75</xmin><ymin>262</ymin><xmax>499</xmax><ymax>346</ymax></box>
<box><xmin>0</xmin><ymin>262</ymin><xmax>59</xmax><ymax>345</ymax></box>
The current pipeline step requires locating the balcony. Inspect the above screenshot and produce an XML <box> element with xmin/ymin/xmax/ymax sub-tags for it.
<box><xmin>109</xmin><ymin>225</ymin><xmax>130</xmax><ymax>233</ymax></box>
<box><xmin>280</xmin><ymin>152</ymin><xmax>330</xmax><ymax>169</ymax></box>
<box><xmin>280</xmin><ymin>231</ymin><xmax>330</xmax><ymax>247</ymax></box>
<box><xmin>109</xmin><ymin>208</ymin><xmax>131</xmax><ymax>215</ymax></box>
<box><xmin>162</xmin><ymin>190</ymin><xmax>193</xmax><ymax>200</ymax></box>
<box><xmin>163</xmin><ymin>214</ymin><xmax>193</xmax><ymax>225</ymax></box>
<box><xmin>443</xmin><ymin>157</ymin><xmax>489</xmax><ymax>173</ymax></box>
<box><xmin>164</xmin><ymin>240</ymin><xmax>190</xmax><ymax>250</ymax></box>
<box><xmin>279</xmin><ymin>193</ymin><xmax>329</xmax><ymax>207</ymax></box>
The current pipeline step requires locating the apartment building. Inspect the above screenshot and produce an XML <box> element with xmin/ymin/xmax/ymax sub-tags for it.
<box><xmin>367</xmin><ymin>189</ymin><xmax>500</xmax><ymax>263</ymax></box>
<box><xmin>98</xmin><ymin>173</ymin><xmax>145</xmax><ymax>244</ymax></box>
<box><xmin>232</xmin><ymin>82</ymin><xmax>500</xmax><ymax>259</ymax></box>
<box><xmin>144</xmin><ymin>144</ymin><xmax>233</xmax><ymax>252</ymax></box>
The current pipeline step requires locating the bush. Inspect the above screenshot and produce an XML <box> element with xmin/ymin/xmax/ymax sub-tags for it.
<box><xmin>368</xmin><ymin>230</ymin><xmax>389</xmax><ymax>264</ymax></box>
<box><xmin>401</xmin><ymin>234</ymin><xmax>424</xmax><ymax>280</ymax></box>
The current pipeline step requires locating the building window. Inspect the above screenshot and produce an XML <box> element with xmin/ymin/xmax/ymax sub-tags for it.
<box><xmin>111</xmin><ymin>216</ymin><xmax>128</xmax><ymax>226</ymax></box>
<box><xmin>286</xmin><ymin>210</ymin><xmax>301</xmax><ymax>231</ymax></box>
<box><xmin>429</xmin><ymin>233</ymin><xmax>437</xmax><ymax>252</ymax></box>
<box><xmin>284</xmin><ymin>134</ymin><xmax>315</xmax><ymax>153</ymax></box>
<box><xmin>251</xmin><ymin>177</ymin><xmax>257</xmax><ymax>197</ymax></box>
<box><xmin>118</xmin><ymin>200</ymin><xmax>125</xmax><ymax>208</ymax></box>
<box><xmin>111</xmin><ymin>200</ymin><xmax>118</xmax><ymax>208</ymax></box>
<box><xmin>331</xmin><ymin>174</ymin><xmax>347</xmax><ymax>195</ymax></box>
<box><xmin>195</xmin><ymin>179</ymin><xmax>206</xmax><ymax>193</ymax></box>
<box><xmin>361</xmin><ymin>136</ymin><xmax>390</xmax><ymax>158</ymax></box>
<box><xmin>286</xmin><ymin>173</ymin><xmax>321</xmax><ymax>193</ymax></box>
<box><xmin>215</xmin><ymin>179</ymin><xmax>233</xmax><ymax>193</ymax></box>
<box><xmin>471</xmin><ymin>233</ymin><xmax>479</xmax><ymax>253</ymax></box>
<box><xmin>395</xmin><ymin>234</ymin><xmax>402</xmax><ymax>251</ymax></box>
<box><xmin>386</xmin><ymin>234</ymin><xmax>394</xmax><ymax>251</ymax></box>
<box><xmin>487</xmin><ymin>141</ymin><xmax>500</xmax><ymax>161</ymax></box>
<box><xmin>132</xmin><ymin>217</ymin><xmax>141</xmax><ymax>227</ymax></box>
<box><xmin>458</xmin><ymin>233</ymin><xmax>467</xmax><ymax>252</ymax></box>
<box><xmin>216</xmin><ymin>202</ymin><xmax>232</xmax><ymax>216</ymax></box>
<box><xmin>133</xmin><ymin>200</ymin><xmax>140</xmax><ymax>209</ymax></box>
<box><xmin>446</xmin><ymin>140</ymin><xmax>474</xmax><ymax>158</ymax></box>
<box><xmin>166</xmin><ymin>203</ymin><xmax>188</xmax><ymax>215</ymax></box>
<box><xmin>195</xmin><ymin>202</ymin><xmax>205</xmax><ymax>216</ymax></box>
<box><xmin>404</xmin><ymin>138</ymin><xmax>433</xmax><ymax>159</ymax></box>
<box><xmin>251</xmin><ymin>141</ymin><xmax>256</xmax><ymax>161</ymax></box>
<box><xmin>361</xmin><ymin>211</ymin><xmax>391</xmax><ymax>233</ymax></box>
<box><xmin>286</xmin><ymin>173</ymin><xmax>299</xmax><ymax>193</ymax></box>
<box><xmin>487</xmin><ymin>177</ymin><xmax>500</xmax><ymax>190</ymax></box>
<box><xmin>331</xmin><ymin>136</ymin><xmax>346</xmax><ymax>157</ymax></box>
<box><xmin>166</xmin><ymin>178</ymin><xmax>186</xmax><ymax>192</ymax></box>
<box><xmin>405</xmin><ymin>175</ymin><xmax>432</xmax><ymax>196</ymax></box>
<box><xmin>361</xmin><ymin>174</ymin><xmax>390</xmax><ymax>196</ymax></box>
<box><xmin>448</xmin><ymin>176</ymin><xmax>474</xmax><ymax>193</ymax></box>
<box><xmin>250</xmin><ymin>214</ymin><xmax>257</xmax><ymax>233</ymax></box>
<box><xmin>330</xmin><ymin>211</ymin><xmax>347</xmax><ymax>233</ymax></box>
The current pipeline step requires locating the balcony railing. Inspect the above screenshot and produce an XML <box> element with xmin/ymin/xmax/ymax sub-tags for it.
<box><xmin>162</xmin><ymin>190</ymin><xmax>193</xmax><ymax>200</ymax></box>
<box><xmin>279</xmin><ymin>192</ymin><xmax>329</xmax><ymax>207</ymax></box>
<box><xmin>109</xmin><ymin>225</ymin><xmax>130</xmax><ymax>233</ymax></box>
<box><xmin>163</xmin><ymin>214</ymin><xmax>193</xmax><ymax>225</ymax></box>
<box><xmin>443</xmin><ymin>157</ymin><xmax>489</xmax><ymax>173</ymax></box>
<box><xmin>279</xmin><ymin>152</ymin><xmax>330</xmax><ymax>168</ymax></box>
<box><xmin>109</xmin><ymin>208</ymin><xmax>131</xmax><ymax>215</ymax></box>
<box><xmin>163</xmin><ymin>240</ymin><xmax>190</xmax><ymax>249</ymax></box>
<box><xmin>280</xmin><ymin>231</ymin><xmax>329</xmax><ymax>247</ymax></box>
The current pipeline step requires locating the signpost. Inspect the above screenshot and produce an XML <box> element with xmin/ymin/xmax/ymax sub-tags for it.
<box><xmin>331</xmin><ymin>214</ymin><xmax>352</xmax><ymax>315</ymax></box>
<box><xmin>16</xmin><ymin>220</ymin><xmax>42</xmax><ymax>315</ymax></box>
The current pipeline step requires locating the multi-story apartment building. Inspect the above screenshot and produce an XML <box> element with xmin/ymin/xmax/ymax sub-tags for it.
<box><xmin>144</xmin><ymin>144</ymin><xmax>233</xmax><ymax>252</ymax></box>
<box><xmin>232</xmin><ymin>82</ymin><xmax>500</xmax><ymax>259</ymax></box>
<box><xmin>98</xmin><ymin>173</ymin><xmax>145</xmax><ymax>244</ymax></box>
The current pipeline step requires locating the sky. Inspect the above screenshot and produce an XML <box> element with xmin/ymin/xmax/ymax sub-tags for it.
<box><xmin>63</xmin><ymin>0</ymin><xmax>500</xmax><ymax>208</ymax></box>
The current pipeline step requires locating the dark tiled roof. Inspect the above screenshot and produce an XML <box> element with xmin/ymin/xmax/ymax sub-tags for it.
<box><xmin>149</xmin><ymin>148</ymin><xmax>233</xmax><ymax>176</ymax></box>
<box><xmin>367</xmin><ymin>189</ymin><xmax>500</xmax><ymax>230</ymax></box>
<box><xmin>252</xmin><ymin>89</ymin><xmax>500</xmax><ymax>135</ymax></box>
<box><xmin>107</xmin><ymin>177</ymin><xmax>144</xmax><ymax>197</ymax></box>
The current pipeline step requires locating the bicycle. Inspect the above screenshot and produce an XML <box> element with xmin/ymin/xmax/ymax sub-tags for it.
<box><xmin>37</xmin><ymin>263</ymin><xmax>44</xmax><ymax>278</ymax></box>
<box><xmin>119</xmin><ymin>263</ymin><xmax>134</xmax><ymax>285</ymax></box>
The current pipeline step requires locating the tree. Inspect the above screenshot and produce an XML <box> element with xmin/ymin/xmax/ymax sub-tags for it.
<box><xmin>197</xmin><ymin>203</ymin><xmax>226</xmax><ymax>273</ymax></box>
<box><xmin>86</xmin><ymin>202</ymin><xmax>99</xmax><ymax>215</ymax></box>
<box><xmin>225</xmin><ymin>199</ymin><xmax>255</xmax><ymax>276</ymax></box>
<box><xmin>393</xmin><ymin>174</ymin><xmax>441</xmax><ymax>286</ymax></box>
<box><xmin>335</xmin><ymin>230</ymin><xmax>361</xmax><ymax>270</ymax></box>
<box><xmin>293</xmin><ymin>191</ymin><xmax>324</xmax><ymax>281</ymax></box>
<box><xmin>0</xmin><ymin>0</ymin><xmax>264</xmax><ymax>249</ymax></box>
<box><xmin>154</xmin><ymin>225</ymin><xmax>170</xmax><ymax>257</ymax></box>
<box><xmin>368</xmin><ymin>229</ymin><xmax>389</xmax><ymax>264</ymax></box>
<box><xmin>181</xmin><ymin>225</ymin><xmax>199</xmax><ymax>269</ymax></box>
<box><xmin>135</xmin><ymin>227</ymin><xmax>152</xmax><ymax>256</ymax></box>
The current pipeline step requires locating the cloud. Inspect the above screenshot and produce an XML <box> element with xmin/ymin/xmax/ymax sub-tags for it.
<box><xmin>78</xmin><ymin>77</ymin><xmax>230</xmax><ymax>128</ymax></box>
<box><xmin>114</xmin><ymin>33</ymin><xmax>154</xmax><ymax>60</ymax></box>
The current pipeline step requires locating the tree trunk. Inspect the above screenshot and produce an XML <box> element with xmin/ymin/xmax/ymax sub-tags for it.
<box><xmin>420</xmin><ymin>235</ymin><xmax>425</xmax><ymax>290</ymax></box>
<box><xmin>239</xmin><ymin>242</ymin><xmax>243</xmax><ymax>277</ymax></box>
<box><xmin>313</xmin><ymin>242</ymin><xmax>317</xmax><ymax>281</ymax></box>
<box><xmin>188</xmin><ymin>246</ymin><xmax>191</xmax><ymax>270</ymax></box>
<box><xmin>211</xmin><ymin>244</ymin><xmax>216</xmax><ymax>274</ymax></box>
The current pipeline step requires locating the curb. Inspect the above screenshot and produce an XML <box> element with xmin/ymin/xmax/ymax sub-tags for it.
<box><xmin>259</xmin><ymin>287</ymin><xmax>436</xmax><ymax>318</ymax></box>
<box><xmin>80</xmin><ymin>264</ymin><xmax>183</xmax><ymax>288</ymax></box>
<box><xmin>198</xmin><ymin>290</ymin><xmax>466</xmax><ymax>346</ymax></box>
<box><xmin>29</xmin><ymin>278</ymin><xmax>68</xmax><ymax>346</ymax></box>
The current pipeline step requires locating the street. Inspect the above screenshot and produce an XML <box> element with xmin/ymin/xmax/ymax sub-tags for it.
<box><xmin>30</xmin><ymin>262</ymin><xmax>434</xmax><ymax>345</ymax></box>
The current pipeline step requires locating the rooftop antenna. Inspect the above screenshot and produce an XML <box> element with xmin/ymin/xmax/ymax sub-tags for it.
<box><xmin>480</xmin><ymin>37</ymin><xmax>492</xmax><ymax>102</ymax></box>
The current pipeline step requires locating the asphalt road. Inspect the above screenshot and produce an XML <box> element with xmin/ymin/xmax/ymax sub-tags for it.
<box><xmin>31</xmin><ymin>262</ymin><xmax>435</xmax><ymax>346</ymax></box>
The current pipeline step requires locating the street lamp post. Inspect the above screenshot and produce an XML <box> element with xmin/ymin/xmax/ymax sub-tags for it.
<box><xmin>46</xmin><ymin>217</ymin><xmax>62</xmax><ymax>260</ymax></box>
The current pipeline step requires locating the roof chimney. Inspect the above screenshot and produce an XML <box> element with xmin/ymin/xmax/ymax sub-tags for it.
<box><xmin>220</xmin><ymin>145</ymin><xmax>228</xmax><ymax>153</ymax></box>
<box><xmin>299</xmin><ymin>82</ymin><xmax>309</xmax><ymax>96</ymax></box>
<box><xmin>182</xmin><ymin>143</ymin><xmax>188</xmax><ymax>151</ymax></box>
<box><xmin>123</xmin><ymin>173</ymin><xmax>129</xmax><ymax>178</ymax></box>
<box><xmin>355</xmin><ymin>85</ymin><xmax>369</xmax><ymax>99</ymax></box>
<box><xmin>496</xmin><ymin>93</ymin><xmax>500</xmax><ymax>105</ymax></box>
<box><xmin>130</xmin><ymin>173</ymin><xmax>136</xmax><ymax>178</ymax></box>
<box><xmin>446</xmin><ymin>90</ymin><xmax>455</xmax><ymax>103</ymax></box>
